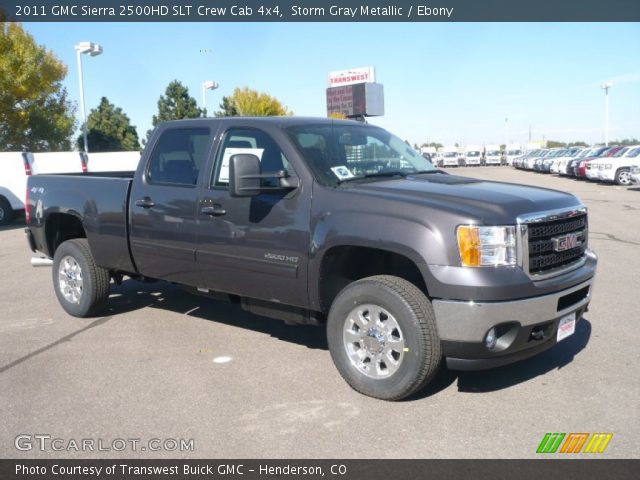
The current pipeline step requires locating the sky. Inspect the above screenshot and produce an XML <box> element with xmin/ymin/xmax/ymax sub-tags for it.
<box><xmin>24</xmin><ymin>22</ymin><xmax>640</xmax><ymax>147</ymax></box>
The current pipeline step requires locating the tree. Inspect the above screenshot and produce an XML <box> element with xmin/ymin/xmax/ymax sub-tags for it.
<box><xmin>546</xmin><ymin>140</ymin><xmax>567</xmax><ymax>148</ymax></box>
<box><xmin>0</xmin><ymin>22</ymin><xmax>75</xmax><ymax>151</ymax></box>
<box><xmin>147</xmin><ymin>80</ymin><xmax>203</xmax><ymax>139</ymax></box>
<box><xmin>214</xmin><ymin>96</ymin><xmax>239</xmax><ymax>117</ymax></box>
<box><xmin>214</xmin><ymin>87</ymin><xmax>291</xmax><ymax>117</ymax></box>
<box><xmin>77</xmin><ymin>97</ymin><xmax>139</xmax><ymax>152</ymax></box>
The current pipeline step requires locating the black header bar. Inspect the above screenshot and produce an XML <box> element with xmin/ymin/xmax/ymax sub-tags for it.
<box><xmin>1</xmin><ymin>0</ymin><xmax>639</xmax><ymax>22</ymax></box>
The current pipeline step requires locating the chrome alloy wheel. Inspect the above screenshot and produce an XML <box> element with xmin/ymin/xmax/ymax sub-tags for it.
<box><xmin>618</xmin><ymin>170</ymin><xmax>631</xmax><ymax>185</ymax></box>
<box><xmin>58</xmin><ymin>255</ymin><xmax>84</xmax><ymax>304</ymax></box>
<box><xmin>343</xmin><ymin>304</ymin><xmax>405</xmax><ymax>378</ymax></box>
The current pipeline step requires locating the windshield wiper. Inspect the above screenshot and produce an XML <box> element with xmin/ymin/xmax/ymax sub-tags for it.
<box><xmin>337</xmin><ymin>171</ymin><xmax>408</xmax><ymax>184</ymax></box>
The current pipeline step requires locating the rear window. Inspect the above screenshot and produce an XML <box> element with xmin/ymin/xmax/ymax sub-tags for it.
<box><xmin>147</xmin><ymin>128</ymin><xmax>211</xmax><ymax>186</ymax></box>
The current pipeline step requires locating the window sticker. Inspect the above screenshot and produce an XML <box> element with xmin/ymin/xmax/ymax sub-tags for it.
<box><xmin>218</xmin><ymin>147</ymin><xmax>264</xmax><ymax>183</ymax></box>
<box><xmin>330</xmin><ymin>166</ymin><xmax>355</xmax><ymax>180</ymax></box>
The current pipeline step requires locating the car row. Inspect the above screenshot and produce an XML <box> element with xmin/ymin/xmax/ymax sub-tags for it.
<box><xmin>434</xmin><ymin>146</ymin><xmax>521</xmax><ymax>168</ymax></box>
<box><xmin>512</xmin><ymin>145</ymin><xmax>640</xmax><ymax>186</ymax></box>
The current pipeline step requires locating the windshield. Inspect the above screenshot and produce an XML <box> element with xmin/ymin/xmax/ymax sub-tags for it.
<box><xmin>625</xmin><ymin>147</ymin><xmax>640</xmax><ymax>158</ymax></box>
<box><xmin>466</xmin><ymin>151</ymin><xmax>481</xmax><ymax>156</ymax></box>
<box><xmin>286</xmin><ymin>123</ymin><xmax>438</xmax><ymax>186</ymax></box>
<box><xmin>487</xmin><ymin>151</ymin><xmax>500</xmax><ymax>156</ymax></box>
<box><xmin>613</xmin><ymin>147</ymin><xmax>630</xmax><ymax>158</ymax></box>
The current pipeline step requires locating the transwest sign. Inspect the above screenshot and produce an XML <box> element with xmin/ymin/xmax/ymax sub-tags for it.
<box><xmin>328</xmin><ymin>66</ymin><xmax>375</xmax><ymax>87</ymax></box>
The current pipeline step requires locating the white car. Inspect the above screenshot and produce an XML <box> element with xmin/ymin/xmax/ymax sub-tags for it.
<box><xmin>485</xmin><ymin>145</ymin><xmax>502</xmax><ymax>166</ymax></box>
<box><xmin>464</xmin><ymin>147</ymin><xmax>483</xmax><ymax>166</ymax></box>
<box><xmin>441</xmin><ymin>149</ymin><xmax>461</xmax><ymax>167</ymax></box>
<box><xmin>592</xmin><ymin>146</ymin><xmax>640</xmax><ymax>185</ymax></box>
<box><xmin>0</xmin><ymin>152</ymin><xmax>34</xmax><ymax>225</ymax></box>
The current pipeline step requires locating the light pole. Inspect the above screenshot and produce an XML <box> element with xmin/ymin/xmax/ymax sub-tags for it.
<box><xmin>504</xmin><ymin>117</ymin><xmax>509</xmax><ymax>146</ymax></box>
<box><xmin>601</xmin><ymin>81</ymin><xmax>613</xmax><ymax>146</ymax></box>
<box><xmin>202</xmin><ymin>81</ymin><xmax>219</xmax><ymax>116</ymax></box>
<box><xmin>75</xmin><ymin>41</ymin><xmax>103</xmax><ymax>153</ymax></box>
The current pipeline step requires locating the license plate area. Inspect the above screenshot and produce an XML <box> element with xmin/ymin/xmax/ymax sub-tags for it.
<box><xmin>557</xmin><ymin>312</ymin><xmax>576</xmax><ymax>342</ymax></box>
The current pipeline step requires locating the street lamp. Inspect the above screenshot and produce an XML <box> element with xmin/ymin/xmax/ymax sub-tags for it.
<box><xmin>601</xmin><ymin>81</ymin><xmax>613</xmax><ymax>146</ymax></box>
<box><xmin>75</xmin><ymin>41</ymin><xmax>103</xmax><ymax>153</ymax></box>
<box><xmin>202</xmin><ymin>81</ymin><xmax>219</xmax><ymax>116</ymax></box>
<box><xmin>504</xmin><ymin>117</ymin><xmax>509</xmax><ymax>146</ymax></box>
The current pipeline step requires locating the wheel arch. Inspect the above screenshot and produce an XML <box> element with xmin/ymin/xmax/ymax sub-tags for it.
<box><xmin>315</xmin><ymin>244</ymin><xmax>429</xmax><ymax>314</ymax></box>
<box><xmin>45</xmin><ymin>212</ymin><xmax>87</xmax><ymax>257</ymax></box>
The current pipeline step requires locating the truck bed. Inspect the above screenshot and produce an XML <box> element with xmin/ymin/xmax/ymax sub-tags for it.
<box><xmin>27</xmin><ymin>174</ymin><xmax>136</xmax><ymax>274</ymax></box>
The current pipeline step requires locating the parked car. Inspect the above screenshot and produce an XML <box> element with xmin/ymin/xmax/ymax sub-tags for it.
<box><xmin>24</xmin><ymin>117</ymin><xmax>597</xmax><ymax>401</ymax></box>
<box><xmin>591</xmin><ymin>146</ymin><xmax>640</xmax><ymax>185</ymax></box>
<box><xmin>553</xmin><ymin>148</ymin><xmax>584</xmax><ymax>176</ymax></box>
<box><xmin>0</xmin><ymin>152</ymin><xmax>34</xmax><ymax>225</ymax></box>
<box><xmin>527</xmin><ymin>149</ymin><xmax>550</xmax><ymax>170</ymax></box>
<box><xmin>484</xmin><ymin>145</ymin><xmax>502</xmax><ymax>166</ymax></box>
<box><xmin>566</xmin><ymin>147</ymin><xmax>603</xmax><ymax>177</ymax></box>
<box><xmin>504</xmin><ymin>145</ymin><xmax>522</xmax><ymax>166</ymax></box>
<box><xmin>441</xmin><ymin>147</ymin><xmax>462</xmax><ymax>167</ymax></box>
<box><xmin>585</xmin><ymin>146</ymin><xmax>625</xmax><ymax>181</ymax></box>
<box><xmin>464</xmin><ymin>146</ymin><xmax>483</xmax><ymax>166</ymax></box>
<box><xmin>575</xmin><ymin>146</ymin><xmax>618</xmax><ymax>179</ymax></box>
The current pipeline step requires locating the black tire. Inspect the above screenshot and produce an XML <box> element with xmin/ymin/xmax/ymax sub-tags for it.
<box><xmin>0</xmin><ymin>196</ymin><xmax>13</xmax><ymax>226</ymax></box>
<box><xmin>52</xmin><ymin>239</ymin><xmax>110</xmax><ymax>317</ymax></box>
<box><xmin>327</xmin><ymin>275</ymin><xmax>441</xmax><ymax>400</ymax></box>
<box><xmin>615</xmin><ymin>168</ymin><xmax>631</xmax><ymax>186</ymax></box>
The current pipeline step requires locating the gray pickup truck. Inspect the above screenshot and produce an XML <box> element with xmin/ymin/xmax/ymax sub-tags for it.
<box><xmin>25</xmin><ymin>117</ymin><xmax>597</xmax><ymax>400</ymax></box>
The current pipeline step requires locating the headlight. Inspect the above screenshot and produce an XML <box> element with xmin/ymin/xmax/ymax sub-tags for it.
<box><xmin>632</xmin><ymin>165</ymin><xmax>640</xmax><ymax>174</ymax></box>
<box><xmin>457</xmin><ymin>226</ymin><xmax>517</xmax><ymax>267</ymax></box>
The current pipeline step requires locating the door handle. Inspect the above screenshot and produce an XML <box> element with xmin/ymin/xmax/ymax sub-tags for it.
<box><xmin>135</xmin><ymin>198</ymin><xmax>155</xmax><ymax>208</ymax></box>
<box><xmin>201</xmin><ymin>205</ymin><xmax>226</xmax><ymax>216</ymax></box>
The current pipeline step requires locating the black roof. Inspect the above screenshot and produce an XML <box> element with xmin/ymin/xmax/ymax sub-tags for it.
<box><xmin>159</xmin><ymin>116</ymin><xmax>377</xmax><ymax>129</ymax></box>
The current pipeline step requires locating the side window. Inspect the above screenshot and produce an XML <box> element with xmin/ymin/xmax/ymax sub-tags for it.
<box><xmin>213</xmin><ymin>128</ymin><xmax>291</xmax><ymax>187</ymax></box>
<box><xmin>147</xmin><ymin>128</ymin><xmax>211</xmax><ymax>186</ymax></box>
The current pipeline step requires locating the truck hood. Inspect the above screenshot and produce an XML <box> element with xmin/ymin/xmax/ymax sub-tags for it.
<box><xmin>341</xmin><ymin>173</ymin><xmax>582</xmax><ymax>224</ymax></box>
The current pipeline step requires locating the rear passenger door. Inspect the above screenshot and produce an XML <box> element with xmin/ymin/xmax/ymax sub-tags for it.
<box><xmin>129</xmin><ymin>126</ymin><xmax>212</xmax><ymax>285</ymax></box>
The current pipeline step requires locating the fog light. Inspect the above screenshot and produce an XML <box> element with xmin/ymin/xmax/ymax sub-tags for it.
<box><xmin>485</xmin><ymin>328</ymin><xmax>498</xmax><ymax>350</ymax></box>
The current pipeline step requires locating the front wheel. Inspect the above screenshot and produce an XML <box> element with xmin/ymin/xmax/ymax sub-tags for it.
<box><xmin>615</xmin><ymin>168</ymin><xmax>631</xmax><ymax>186</ymax></box>
<box><xmin>53</xmin><ymin>239</ymin><xmax>111</xmax><ymax>317</ymax></box>
<box><xmin>327</xmin><ymin>275</ymin><xmax>441</xmax><ymax>400</ymax></box>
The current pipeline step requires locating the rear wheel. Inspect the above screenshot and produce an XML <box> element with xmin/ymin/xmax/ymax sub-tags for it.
<box><xmin>53</xmin><ymin>239</ymin><xmax>111</xmax><ymax>317</ymax></box>
<box><xmin>0</xmin><ymin>196</ymin><xmax>13</xmax><ymax>226</ymax></box>
<box><xmin>327</xmin><ymin>275</ymin><xmax>441</xmax><ymax>400</ymax></box>
<box><xmin>615</xmin><ymin>168</ymin><xmax>631</xmax><ymax>186</ymax></box>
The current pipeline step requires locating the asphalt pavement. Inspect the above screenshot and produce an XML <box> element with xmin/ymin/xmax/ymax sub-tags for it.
<box><xmin>1</xmin><ymin>167</ymin><xmax>638</xmax><ymax>459</ymax></box>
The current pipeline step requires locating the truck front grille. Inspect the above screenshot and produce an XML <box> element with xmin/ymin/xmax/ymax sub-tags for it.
<box><xmin>523</xmin><ymin>211</ymin><xmax>588</xmax><ymax>277</ymax></box>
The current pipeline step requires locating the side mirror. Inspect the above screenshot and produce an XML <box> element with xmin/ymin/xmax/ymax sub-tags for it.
<box><xmin>230</xmin><ymin>154</ymin><xmax>261</xmax><ymax>197</ymax></box>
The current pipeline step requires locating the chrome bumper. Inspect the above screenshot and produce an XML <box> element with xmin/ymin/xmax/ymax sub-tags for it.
<box><xmin>433</xmin><ymin>276</ymin><xmax>594</xmax><ymax>343</ymax></box>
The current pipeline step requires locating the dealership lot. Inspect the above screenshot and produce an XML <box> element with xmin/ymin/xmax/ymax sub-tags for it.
<box><xmin>0</xmin><ymin>167</ymin><xmax>638</xmax><ymax>459</ymax></box>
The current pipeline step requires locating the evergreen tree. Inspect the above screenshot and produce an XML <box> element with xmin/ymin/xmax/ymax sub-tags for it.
<box><xmin>147</xmin><ymin>80</ymin><xmax>203</xmax><ymax>139</ymax></box>
<box><xmin>77</xmin><ymin>97</ymin><xmax>140</xmax><ymax>152</ymax></box>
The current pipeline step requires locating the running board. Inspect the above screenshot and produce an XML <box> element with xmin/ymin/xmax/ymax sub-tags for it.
<box><xmin>31</xmin><ymin>257</ymin><xmax>53</xmax><ymax>267</ymax></box>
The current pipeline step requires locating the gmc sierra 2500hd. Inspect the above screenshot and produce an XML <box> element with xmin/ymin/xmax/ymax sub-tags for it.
<box><xmin>25</xmin><ymin>117</ymin><xmax>597</xmax><ymax>400</ymax></box>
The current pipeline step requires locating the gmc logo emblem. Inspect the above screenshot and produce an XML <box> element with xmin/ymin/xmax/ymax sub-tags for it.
<box><xmin>552</xmin><ymin>232</ymin><xmax>582</xmax><ymax>252</ymax></box>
